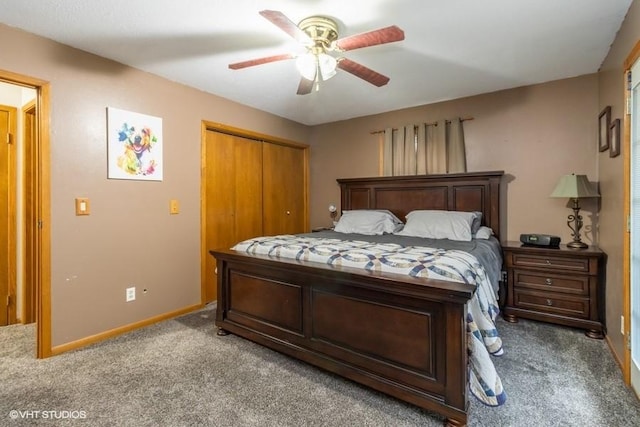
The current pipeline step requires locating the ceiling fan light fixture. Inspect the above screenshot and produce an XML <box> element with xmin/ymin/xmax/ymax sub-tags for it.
<box><xmin>229</xmin><ymin>11</ymin><xmax>404</xmax><ymax>95</ymax></box>
<box><xmin>318</xmin><ymin>53</ymin><xmax>337</xmax><ymax>80</ymax></box>
<box><xmin>296</xmin><ymin>53</ymin><xmax>317</xmax><ymax>80</ymax></box>
<box><xmin>296</xmin><ymin>52</ymin><xmax>337</xmax><ymax>81</ymax></box>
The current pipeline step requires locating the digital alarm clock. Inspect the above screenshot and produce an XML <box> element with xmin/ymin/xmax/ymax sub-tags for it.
<box><xmin>519</xmin><ymin>234</ymin><xmax>561</xmax><ymax>248</ymax></box>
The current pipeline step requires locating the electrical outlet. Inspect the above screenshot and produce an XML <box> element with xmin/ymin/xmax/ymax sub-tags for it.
<box><xmin>126</xmin><ymin>286</ymin><xmax>136</xmax><ymax>302</ymax></box>
<box><xmin>621</xmin><ymin>315</ymin><xmax>625</xmax><ymax>334</ymax></box>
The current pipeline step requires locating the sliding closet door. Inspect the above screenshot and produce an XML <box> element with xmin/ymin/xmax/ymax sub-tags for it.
<box><xmin>204</xmin><ymin>127</ymin><xmax>308</xmax><ymax>302</ymax></box>
<box><xmin>204</xmin><ymin>131</ymin><xmax>262</xmax><ymax>302</ymax></box>
<box><xmin>232</xmin><ymin>138</ymin><xmax>264</xmax><ymax>241</ymax></box>
<box><xmin>262</xmin><ymin>142</ymin><xmax>306</xmax><ymax>235</ymax></box>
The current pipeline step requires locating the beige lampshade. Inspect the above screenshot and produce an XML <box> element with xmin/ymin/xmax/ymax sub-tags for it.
<box><xmin>550</xmin><ymin>174</ymin><xmax>600</xmax><ymax>198</ymax></box>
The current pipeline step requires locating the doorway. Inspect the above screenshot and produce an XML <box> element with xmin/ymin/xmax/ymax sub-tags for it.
<box><xmin>0</xmin><ymin>69</ymin><xmax>51</xmax><ymax>358</ymax></box>
<box><xmin>0</xmin><ymin>89</ymin><xmax>37</xmax><ymax>326</ymax></box>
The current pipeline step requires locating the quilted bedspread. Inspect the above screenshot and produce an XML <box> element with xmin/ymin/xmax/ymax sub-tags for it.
<box><xmin>232</xmin><ymin>234</ymin><xmax>506</xmax><ymax>406</ymax></box>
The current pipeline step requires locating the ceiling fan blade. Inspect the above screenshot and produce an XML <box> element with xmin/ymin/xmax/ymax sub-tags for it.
<box><xmin>337</xmin><ymin>58</ymin><xmax>390</xmax><ymax>87</ymax></box>
<box><xmin>259</xmin><ymin>10</ymin><xmax>311</xmax><ymax>44</ymax></box>
<box><xmin>335</xmin><ymin>25</ymin><xmax>404</xmax><ymax>51</ymax></box>
<box><xmin>228</xmin><ymin>53</ymin><xmax>294</xmax><ymax>70</ymax></box>
<box><xmin>296</xmin><ymin>78</ymin><xmax>314</xmax><ymax>95</ymax></box>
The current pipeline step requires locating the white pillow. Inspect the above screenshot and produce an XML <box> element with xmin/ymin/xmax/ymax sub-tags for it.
<box><xmin>474</xmin><ymin>226</ymin><xmax>494</xmax><ymax>240</ymax></box>
<box><xmin>395</xmin><ymin>210</ymin><xmax>476</xmax><ymax>241</ymax></box>
<box><xmin>334</xmin><ymin>210</ymin><xmax>403</xmax><ymax>235</ymax></box>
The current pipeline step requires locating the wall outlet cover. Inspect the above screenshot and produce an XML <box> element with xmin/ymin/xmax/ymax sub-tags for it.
<box><xmin>126</xmin><ymin>287</ymin><xmax>136</xmax><ymax>302</ymax></box>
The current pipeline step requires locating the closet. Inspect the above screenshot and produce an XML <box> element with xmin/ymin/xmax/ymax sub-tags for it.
<box><xmin>203</xmin><ymin>125</ymin><xmax>308</xmax><ymax>302</ymax></box>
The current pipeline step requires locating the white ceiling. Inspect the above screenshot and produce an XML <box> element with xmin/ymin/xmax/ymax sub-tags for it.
<box><xmin>0</xmin><ymin>0</ymin><xmax>632</xmax><ymax>125</ymax></box>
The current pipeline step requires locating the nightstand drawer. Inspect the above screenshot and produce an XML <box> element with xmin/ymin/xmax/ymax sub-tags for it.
<box><xmin>511</xmin><ymin>253</ymin><xmax>590</xmax><ymax>272</ymax></box>
<box><xmin>513</xmin><ymin>270</ymin><xmax>588</xmax><ymax>295</ymax></box>
<box><xmin>513</xmin><ymin>290</ymin><xmax>589</xmax><ymax>318</ymax></box>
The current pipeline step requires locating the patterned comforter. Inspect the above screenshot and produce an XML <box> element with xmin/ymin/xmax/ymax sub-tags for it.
<box><xmin>232</xmin><ymin>234</ymin><xmax>506</xmax><ymax>406</ymax></box>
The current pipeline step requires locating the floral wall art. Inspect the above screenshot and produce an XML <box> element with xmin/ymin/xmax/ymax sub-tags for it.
<box><xmin>107</xmin><ymin>107</ymin><xmax>163</xmax><ymax>181</ymax></box>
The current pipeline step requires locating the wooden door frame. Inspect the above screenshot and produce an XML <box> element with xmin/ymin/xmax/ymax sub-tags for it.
<box><xmin>0</xmin><ymin>69</ymin><xmax>51</xmax><ymax>358</ymax></box>
<box><xmin>22</xmin><ymin>99</ymin><xmax>36</xmax><ymax>324</ymax></box>
<box><xmin>623</xmin><ymin>40</ymin><xmax>640</xmax><ymax>385</ymax></box>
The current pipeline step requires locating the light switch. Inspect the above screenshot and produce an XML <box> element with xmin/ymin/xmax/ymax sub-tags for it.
<box><xmin>75</xmin><ymin>198</ymin><xmax>90</xmax><ymax>215</ymax></box>
<box><xmin>170</xmin><ymin>199</ymin><xmax>179</xmax><ymax>214</ymax></box>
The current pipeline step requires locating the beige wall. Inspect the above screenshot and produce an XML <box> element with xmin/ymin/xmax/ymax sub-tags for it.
<box><xmin>598</xmin><ymin>0</ymin><xmax>640</xmax><ymax>363</ymax></box>
<box><xmin>308</xmin><ymin>75</ymin><xmax>600</xmax><ymax>244</ymax></box>
<box><xmin>0</xmin><ymin>24</ymin><xmax>310</xmax><ymax>347</ymax></box>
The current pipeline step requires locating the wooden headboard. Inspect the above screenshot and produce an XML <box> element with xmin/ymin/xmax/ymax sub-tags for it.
<box><xmin>337</xmin><ymin>171</ymin><xmax>504</xmax><ymax>241</ymax></box>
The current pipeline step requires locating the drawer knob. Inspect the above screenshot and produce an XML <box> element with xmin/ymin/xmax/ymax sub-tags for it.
<box><xmin>546</xmin><ymin>299</ymin><xmax>553</xmax><ymax>306</ymax></box>
<box><xmin>545</xmin><ymin>260</ymin><xmax>551</xmax><ymax>265</ymax></box>
<box><xmin>545</xmin><ymin>278</ymin><xmax>553</xmax><ymax>285</ymax></box>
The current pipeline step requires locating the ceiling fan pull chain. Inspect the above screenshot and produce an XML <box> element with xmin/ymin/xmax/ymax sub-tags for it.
<box><xmin>315</xmin><ymin>58</ymin><xmax>322</xmax><ymax>92</ymax></box>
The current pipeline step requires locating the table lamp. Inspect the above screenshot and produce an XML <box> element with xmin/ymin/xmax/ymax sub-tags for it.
<box><xmin>550</xmin><ymin>174</ymin><xmax>600</xmax><ymax>249</ymax></box>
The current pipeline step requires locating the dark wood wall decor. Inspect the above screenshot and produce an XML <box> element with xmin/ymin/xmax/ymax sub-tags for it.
<box><xmin>609</xmin><ymin>118</ymin><xmax>621</xmax><ymax>158</ymax></box>
<box><xmin>598</xmin><ymin>106</ymin><xmax>611</xmax><ymax>152</ymax></box>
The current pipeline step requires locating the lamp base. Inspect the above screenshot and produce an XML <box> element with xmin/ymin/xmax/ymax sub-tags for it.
<box><xmin>567</xmin><ymin>241</ymin><xmax>588</xmax><ymax>249</ymax></box>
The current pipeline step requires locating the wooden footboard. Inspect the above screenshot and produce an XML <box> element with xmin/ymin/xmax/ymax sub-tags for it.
<box><xmin>211</xmin><ymin>248</ymin><xmax>475</xmax><ymax>426</ymax></box>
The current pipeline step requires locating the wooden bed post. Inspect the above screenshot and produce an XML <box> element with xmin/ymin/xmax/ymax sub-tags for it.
<box><xmin>444</xmin><ymin>302</ymin><xmax>469</xmax><ymax>427</ymax></box>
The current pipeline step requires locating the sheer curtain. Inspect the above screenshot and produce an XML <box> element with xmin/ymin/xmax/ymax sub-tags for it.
<box><xmin>382</xmin><ymin>118</ymin><xmax>466</xmax><ymax>176</ymax></box>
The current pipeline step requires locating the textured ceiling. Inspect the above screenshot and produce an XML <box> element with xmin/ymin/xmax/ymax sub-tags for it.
<box><xmin>0</xmin><ymin>0</ymin><xmax>633</xmax><ymax>125</ymax></box>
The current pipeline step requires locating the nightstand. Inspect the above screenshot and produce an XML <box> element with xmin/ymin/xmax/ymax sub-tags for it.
<box><xmin>502</xmin><ymin>241</ymin><xmax>606</xmax><ymax>339</ymax></box>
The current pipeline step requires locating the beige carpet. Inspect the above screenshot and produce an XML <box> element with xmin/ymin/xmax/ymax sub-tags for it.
<box><xmin>1</xmin><ymin>305</ymin><xmax>639</xmax><ymax>426</ymax></box>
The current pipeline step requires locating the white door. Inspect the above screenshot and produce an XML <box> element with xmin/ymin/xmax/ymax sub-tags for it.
<box><xmin>631</xmin><ymin>58</ymin><xmax>640</xmax><ymax>394</ymax></box>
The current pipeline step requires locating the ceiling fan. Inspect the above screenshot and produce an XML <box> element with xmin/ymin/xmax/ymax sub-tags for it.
<box><xmin>228</xmin><ymin>10</ymin><xmax>405</xmax><ymax>95</ymax></box>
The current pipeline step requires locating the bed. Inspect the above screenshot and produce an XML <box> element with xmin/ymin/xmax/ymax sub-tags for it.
<box><xmin>210</xmin><ymin>171</ymin><xmax>504</xmax><ymax>427</ymax></box>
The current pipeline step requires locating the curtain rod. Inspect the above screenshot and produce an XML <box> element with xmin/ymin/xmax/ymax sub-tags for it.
<box><xmin>369</xmin><ymin>117</ymin><xmax>474</xmax><ymax>135</ymax></box>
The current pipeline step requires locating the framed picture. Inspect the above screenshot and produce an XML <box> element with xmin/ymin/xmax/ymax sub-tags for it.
<box><xmin>598</xmin><ymin>106</ymin><xmax>611</xmax><ymax>152</ymax></box>
<box><xmin>107</xmin><ymin>107</ymin><xmax>163</xmax><ymax>181</ymax></box>
<box><xmin>609</xmin><ymin>118</ymin><xmax>621</xmax><ymax>158</ymax></box>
